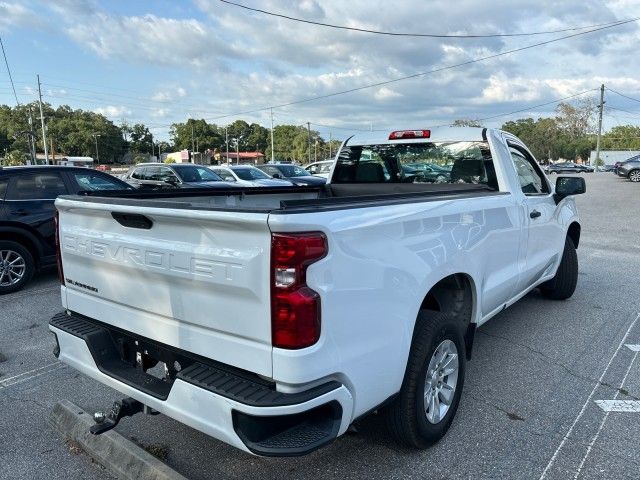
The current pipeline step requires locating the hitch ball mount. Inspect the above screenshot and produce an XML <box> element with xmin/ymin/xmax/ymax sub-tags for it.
<box><xmin>90</xmin><ymin>397</ymin><xmax>158</xmax><ymax>435</ymax></box>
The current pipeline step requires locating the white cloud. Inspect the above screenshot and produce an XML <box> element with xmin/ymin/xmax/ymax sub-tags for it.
<box><xmin>0</xmin><ymin>2</ymin><xmax>39</xmax><ymax>31</ymax></box>
<box><xmin>64</xmin><ymin>11</ymin><xmax>243</xmax><ymax>68</ymax></box>
<box><xmin>374</xmin><ymin>87</ymin><xmax>402</xmax><ymax>100</ymax></box>
<box><xmin>7</xmin><ymin>0</ymin><xmax>637</xmax><ymax>139</ymax></box>
<box><xmin>94</xmin><ymin>105</ymin><xmax>132</xmax><ymax>118</ymax></box>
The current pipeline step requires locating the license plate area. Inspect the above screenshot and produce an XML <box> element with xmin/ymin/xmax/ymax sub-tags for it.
<box><xmin>84</xmin><ymin>325</ymin><xmax>197</xmax><ymax>400</ymax></box>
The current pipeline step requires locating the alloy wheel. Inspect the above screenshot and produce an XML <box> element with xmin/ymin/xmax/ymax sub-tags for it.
<box><xmin>0</xmin><ymin>250</ymin><xmax>26</xmax><ymax>287</ymax></box>
<box><xmin>424</xmin><ymin>339</ymin><xmax>459</xmax><ymax>424</ymax></box>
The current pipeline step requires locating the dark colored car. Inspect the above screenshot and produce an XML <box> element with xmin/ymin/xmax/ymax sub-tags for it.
<box><xmin>123</xmin><ymin>163</ymin><xmax>234</xmax><ymax>189</ymax></box>
<box><xmin>257</xmin><ymin>164</ymin><xmax>327</xmax><ymax>186</ymax></box>
<box><xmin>617</xmin><ymin>158</ymin><xmax>640</xmax><ymax>182</ymax></box>
<box><xmin>613</xmin><ymin>155</ymin><xmax>640</xmax><ymax>175</ymax></box>
<box><xmin>0</xmin><ymin>166</ymin><xmax>133</xmax><ymax>294</ymax></box>
<box><xmin>404</xmin><ymin>163</ymin><xmax>451</xmax><ymax>183</ymax></box>
<box><xmin>545</xmin><ymin>162</ymin><xmax>594</xmax><ymax>174</ymax></box>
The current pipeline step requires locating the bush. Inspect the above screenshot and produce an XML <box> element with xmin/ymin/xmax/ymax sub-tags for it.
<box><xmin>164</xmin><ymin>158</ymin><xmax>176</xmax><ymax>164</ymax></box>
<box><xmin>1</xmin><ymin>150</ymin><xmax>27</xmax><ymax>166</ymax></box>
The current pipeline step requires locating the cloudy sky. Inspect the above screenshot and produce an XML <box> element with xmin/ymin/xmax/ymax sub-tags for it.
<box><xmin>1</xmin><ymin>0</ymin><xmax>640</xmax><ymax>141</ymax></box>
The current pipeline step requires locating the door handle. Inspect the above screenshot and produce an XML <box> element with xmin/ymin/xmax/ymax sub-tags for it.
<box><xmin>10</xmin><ymin>209</ymin><xmax>29</xmax><ymax>216</ymax></box>
<box><xmin>530</xmin><ymin>210</ymin><xmax>542</xmax><ymax>219</ymax></box>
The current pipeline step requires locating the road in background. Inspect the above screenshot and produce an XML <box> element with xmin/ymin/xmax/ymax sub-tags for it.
<box><xmin>1</xmin><ymin>173</ymin><xmax>638</xmax><ymax>480</ymax></box>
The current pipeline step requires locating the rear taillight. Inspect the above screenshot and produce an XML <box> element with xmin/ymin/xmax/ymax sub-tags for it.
<box><xmin>54</xmin><ymin>210</ymin><xmax>64</xmax><ymax>285</ymax></box>
<box><xmin>271</xmin><ymin>232</ymin><xmax>327</xmax><ymax>349</ymax></box>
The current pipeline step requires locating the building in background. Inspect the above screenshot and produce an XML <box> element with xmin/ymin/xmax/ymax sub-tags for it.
<box><xmin>216</xmin><ymin>151</ymin><xmax>265</xmax><ymax>165</ymax></box>
<box><xmin>589</xmin><ymin>150</ymin><xmax>640</xmax><ymax>165</ymax></box>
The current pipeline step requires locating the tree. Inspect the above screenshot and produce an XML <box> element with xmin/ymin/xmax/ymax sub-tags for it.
<box><xmin>1</xmin><ymin>149</ymin><xmax>28</xmax><ymax>166</ymax></box>
<box><xmin>170</xmin><ymin>119</ymin><xmax>222</xmax><ymax>152</ymax></box>
<box><xmin>555</xmin><ymin>99</ymin><xmax>596</xmax><ymax>139</ymax></box>
<box><xmin>602</xmin><ymin>125</ymin><xmax>640</xmax><ymax>150</ymax></box>
<box><xmin>129</xmin><ymin>123</ymin><xmax>152</xmax><ymax>153</ymax></box>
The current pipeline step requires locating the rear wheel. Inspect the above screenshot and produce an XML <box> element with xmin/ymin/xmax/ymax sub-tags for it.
<box><xmin>383</xmin><ymin>311</ymin><xmax>466</xmax><ymax>448</ymax></box>
<box><xmin>540</xmin><ymin>237</ymin><xmax>578</xmax><ymax>300</ymax></box>
<box><xmin>0</xmin><ymin>241</ymin><xmax>35</xmax><ymax>295</ymax></box>
<box><xmin>629</xmin><ymin>170</ymin><xmax>640</xmax><ymax>182</ymax></box>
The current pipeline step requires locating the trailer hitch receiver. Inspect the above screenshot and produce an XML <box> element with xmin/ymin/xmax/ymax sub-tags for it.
<box><xmin>90</xmin><ymin>397</ymin><xmax>145</xmax><ymax>435</ymax></box>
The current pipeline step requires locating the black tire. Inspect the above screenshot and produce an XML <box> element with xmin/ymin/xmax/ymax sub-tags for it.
<box><xmin>540</xmin><ymin>237</ymin><xmax>578</xmax><ymax>300</ymax></box>
<box><xmin>629</xmin><ymin>170</ymin><xmax>640</xmax><ymax>183</ymax></box>
<box><xmin>0</xmin><ymin>241</ymin><xmax>35</xmax><ymax>295</ymax></box>
<box><xmin>383</xmin><ymin>311</ymin><xmax>466</xmax><ymax>449</ymax></box>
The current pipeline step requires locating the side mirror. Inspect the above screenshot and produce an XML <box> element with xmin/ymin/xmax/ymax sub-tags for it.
<box><xmin>555</xmin><ymin>176</ymin><xmax>585</xmax><ymax>202</ymax></box>
<box><xmin>272</xmin><ymin>173</ymin><xmax>281</xmax><ymax>179</ymax></box>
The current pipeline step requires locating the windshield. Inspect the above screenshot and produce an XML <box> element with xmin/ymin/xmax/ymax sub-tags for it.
<box><xmin>333</xmin><ymin>141</ymin><xmax>496</xmax><ymax>188</ymax></box>
<box><xmin>174</xmin><ymin>165</ymin><xmax>222</xmax><ymax>182</ymax></box>
<box><xmin>277</xmin><ymin>165</ymin><xmax>309</xmax><ymax>177</ymax></box>
<box><xmin>232</xmin><ymin>167</ymin><xmax>270</xmax><ymax>180</ymax></box>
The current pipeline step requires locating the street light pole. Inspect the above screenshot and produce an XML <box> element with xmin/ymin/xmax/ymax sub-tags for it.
<box><xmin>93</xmin><ymin>133</ymin><xmax>101</xmax><ymax>164</ymax></box>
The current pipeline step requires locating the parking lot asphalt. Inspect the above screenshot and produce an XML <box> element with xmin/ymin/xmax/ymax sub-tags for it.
<box><xmin>1</xmin><ymin>173</ymin><xmax>639</xmax><ymax>480</ymax></box>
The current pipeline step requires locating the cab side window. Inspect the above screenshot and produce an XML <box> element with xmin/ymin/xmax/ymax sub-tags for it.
<box><xmin>6</xmin><ymin>173</ymin><xmax>68</xmax><ymax>200</ymax></box>
<box><xmin>509</xmin><ymin>147</ymin><xmax>549</xmax><ymax>195</ymax></box>
<box><xmin>131</xmin><ymin>167</ymin><xmax>147</xmax><ymax>180</ymax></box>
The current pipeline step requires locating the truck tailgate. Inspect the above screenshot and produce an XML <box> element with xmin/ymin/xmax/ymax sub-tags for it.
<box><xmin>56</xmin><ymin>197</ymin><xmax>273</xmax><ymax>377</ymax></box>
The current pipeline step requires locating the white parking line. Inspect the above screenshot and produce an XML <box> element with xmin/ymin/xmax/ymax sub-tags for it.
<box><xmin>626</xmin><ymin>344</ymin><xmax>640</xmax><ymax>352</ymax></box>
<box><xmin>595</xmin><ymin>400</ymin><xmax>640</xmax><ymax>413</ymax></box>
<box><xmin>538</xmin><ymin>312</ymin><xmax>640</xmax><ymax>480</ymax></box>
<box><xmin>0</xmin><ymin>362</ymin><xmax>61</xmax><ymax>385</ymax></box>
<box><xmin>573</xmin><ymin>350</ymin><xmax>639</xmax><ymax>479</ymax></box>
<box><xmin>0</xmin><ymin>364</ymin><xmax>67</xmax><ymax>388</ymax></box>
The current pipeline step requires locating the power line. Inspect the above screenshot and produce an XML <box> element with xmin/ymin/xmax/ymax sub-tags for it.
<box><xmin>606</xmin><ymin>87</ymin><xmax>640</xmax><ymax>104</ymax></box>
<box><xmin>0</xmin><ymin>35</ymin><xmax>20</xmax><ymax>106</ymax></box>
<box><xmin>147</xmin><ymin>18</ymin><xmax>636</xmax><ymax>130</ymax></box>
<box><xmin>220</xmin><ymin>0</ymin><xmax>633</xmax><ymax>39</ymax></box>
<box><xmin>476</xmin><ymin>89</ymin><xmax>599</xmax><ymax>122</ymax></box>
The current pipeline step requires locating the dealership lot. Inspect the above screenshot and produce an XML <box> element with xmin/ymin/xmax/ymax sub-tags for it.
<box><xmin>1</xmin><ymin>173</ymin><xmax>638</xmax><ymax>480</ymax></box>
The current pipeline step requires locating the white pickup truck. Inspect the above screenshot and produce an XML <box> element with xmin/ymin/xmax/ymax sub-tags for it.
<box><xmin>50</xmin><ymin>127</ymin><xmax>585</xmax><ymax>456</ymax></box>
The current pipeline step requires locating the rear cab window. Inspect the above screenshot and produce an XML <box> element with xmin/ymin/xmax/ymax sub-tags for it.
<box><xmin>333</xmin><ymin>141</ymin><xmax>499</xmax><ymax>190</ymax></box>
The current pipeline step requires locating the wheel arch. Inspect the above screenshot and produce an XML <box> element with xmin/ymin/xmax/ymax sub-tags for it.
<box><xmin>0</xmin><ymin>227</ymin><xmax>43</xmax><ymax>266</ymax></box>
<box><xmin>567</xmin><ymin>221</ymin><xmax>581</xmax><ymax>249</ymax></box>
<box><xmin>417</xmin><ymin>272</ymin><xmax>478</xmax><ymax>361</ymax></box>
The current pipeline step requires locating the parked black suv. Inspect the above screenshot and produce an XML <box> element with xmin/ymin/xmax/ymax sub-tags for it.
<box><xmin>122</xmin><ymin>163</ymin><xmax>234</xmax><ymax>189</ymax></box>
<box><xmin>0</xmin><ymin>166</ymin><xmax>133</xmax><ymax>294</ymax></box>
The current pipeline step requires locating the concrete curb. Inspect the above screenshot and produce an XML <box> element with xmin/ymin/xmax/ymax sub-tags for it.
<box><xmin>49</xmin><ymin>400</ymin><xmax>188</xmax><ymax>480</ymax></box>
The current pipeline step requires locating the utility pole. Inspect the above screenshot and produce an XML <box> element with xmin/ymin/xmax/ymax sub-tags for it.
<box><xmin>225</xmin><ymin>126</ymin><xmax>229</xmax><ymax>164</ymax></box>
<box><xmin>191</xmin><ymin>123</ymin><xmax>195</xmax><ymax>155</ymax></box>
<box><xmin>595</xmin><ymin>83</ymin><xmax>605</xmax><ymax>167</ymax></box>
<box><xmin>307</xmin><ymin>122</ymin><xmax>311</xmax><ymax>163</ymax></box>
<box><xmin>37</xmin><ymin>74</ymin><xmax>49</xmax><ymax>164</ymax></box>
<box><xmin>150</xmin><ymin>133</ymin><xmax>154</xmax><ymax>160</ymax></box>
<box><xmin>270</xmin><ymin>108</ymin><xmax>275</xmax><ymax>162</ymax></box>
<box><xmin>329</xmin><ymin>132</ymin><xmax>332</xmax><ymax>159</ymax></box>
<box><xmin>27</xmin><ymin>108</ymin><xmax>36</xmax><ymax>164</ymax></box>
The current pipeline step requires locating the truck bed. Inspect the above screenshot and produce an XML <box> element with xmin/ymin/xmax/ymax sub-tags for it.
<box><xmin>67</xmin><ymin>183</ymin><xmax>501</xmax><ymax>214</ymax></box>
